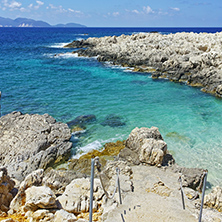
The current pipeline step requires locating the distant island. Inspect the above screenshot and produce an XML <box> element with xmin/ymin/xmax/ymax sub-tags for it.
<box><xmin>0</xmin><ymin>17</ymin><xmax>86</xmax><ymax>27</ymax></box>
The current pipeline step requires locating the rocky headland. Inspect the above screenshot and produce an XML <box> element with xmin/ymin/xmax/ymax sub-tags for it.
<box><xmin>0</xmin><ymin>112</ymin><xmax>222</xmax><ymax>221</ymax></box>
<box><xmin>64</xmin><ymin>32</ymin><xmax>222</xmax><ymax>97</ymax></box>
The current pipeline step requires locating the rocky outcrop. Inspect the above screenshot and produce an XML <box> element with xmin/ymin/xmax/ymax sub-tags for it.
<box><xmin>120</xmin><ymin>127</ymin><xmax>168</xmax><ymax>166</ymax></box>
<box><xmin>119</xmin><ymin>127</ymin><xmax>206</xmax><ymax>192</ymax></box>
<box><xmin>65</xmin><ymin>32</ymin><xmax>222</xmax><ymax>97</ymax></box>
<box><xmin>0</xmin><ymin>111</ymin><xmax>72</xmax><ymax>181</ymax></box>
<box><xmin>8</xmin><ymin>170</ymin><xmax>86</xmax><ymax>222</ymax></box>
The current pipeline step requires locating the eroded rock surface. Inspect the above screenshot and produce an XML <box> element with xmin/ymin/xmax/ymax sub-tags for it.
<box><xmin>0</xmin><ymin>111</ymin><xmax>72</xmax><ymax>181</ymax></box>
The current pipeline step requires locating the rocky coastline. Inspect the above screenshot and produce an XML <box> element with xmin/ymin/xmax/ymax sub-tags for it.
<box><xmin>0</xmin><ymin>112</ymin><xmax>222</xmax><ymax>221</ymax></box>
<box><xmin>64</xmin><ymin>32</ymin><xmax>222</xmax><ymax>97</ymax></box>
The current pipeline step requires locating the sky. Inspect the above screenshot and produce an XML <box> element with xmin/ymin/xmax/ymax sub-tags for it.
<box><xmin>0</xmin><ymin>0</ymin><xmax>221</xmax><ymax>27</ymax></box>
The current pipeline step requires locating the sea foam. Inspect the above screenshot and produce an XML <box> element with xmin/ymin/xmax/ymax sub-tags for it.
<box><xmin>49</xmin><ymin>43</ymin><xmax>70</xmax><ymax>48</ymax></box>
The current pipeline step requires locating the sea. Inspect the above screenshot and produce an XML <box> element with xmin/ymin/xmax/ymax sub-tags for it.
<box><xmin>1</xmin><ymin>27</ymin><xmax>222</xmax><ymax>188</ymax></box>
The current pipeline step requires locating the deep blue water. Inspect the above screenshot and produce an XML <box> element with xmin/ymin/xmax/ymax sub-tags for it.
<box><xmin>1</xmin><ymin>27</ymin><xmax>222</xmax><ymax>187</ymax></box>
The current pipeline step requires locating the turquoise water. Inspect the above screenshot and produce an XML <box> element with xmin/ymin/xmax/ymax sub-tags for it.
<box><xmin>1</xmin><ymin>28</ymin><xmax>222</xmax><ymax>187</ymax></box>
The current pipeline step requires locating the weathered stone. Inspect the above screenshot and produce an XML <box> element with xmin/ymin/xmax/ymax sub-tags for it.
<box><xmin>122</xmin><ymin>127</ymin><xmax>167</xmax><ymax>166</ymax></box>
<box><xmin>9</xmin><ymin>169</ymin><xmax>44</xmax><ymax>214</ymax></box>
<box><xmin>24</xmin><ymin>186</ymin><xmax>57</xmax><ymax>211</ymax></box>
<box><xmin>57</xmin><ymin>178</ymin><xmax>103</xmax><ymax>214</ymax></box>
<box><xmin>119</xmin><ymin>147</ymin><xmax>140</xmax><ymax>165</ymax></box>
<box><xmin>172</xmin><ymin>165</ymin><xmax>205</xmax><ymax>192</ymax></box>
<box><xmin>54</xmin><ymin>209</ymin><xmax>77</xmax><ymax>222</ymax></box>
<box><xmin>43</xmin><ymin>168</ymin><xmax>84</xmax><ymax>196</ymax></box>
<box><xmin>204</xmin><ymin>186</ymin><xmax>222</xmax><ymax>212</ymax></box>
<box><xmin>139</xmin><ymin>138</ymin><xmax>167</xmax><ymax>166</ymax></box>
<box><xmin>28</xmin><ymin>209</ymin><xmax>55</xmax><ymax>222</ymax></box>
<box><xmin>0</xmin><ymin>112</ymin><xmax>72</xmax><ymax>181</ymax></box>
<box><xmin>125</xmin><ymin>127</ymin><xmax>163</xmax><ymax>152</ymax></box>
<box><xmin>215</xmin><ymin>84</ymin><xmax>222</xmax><ymax>97</ymax></box>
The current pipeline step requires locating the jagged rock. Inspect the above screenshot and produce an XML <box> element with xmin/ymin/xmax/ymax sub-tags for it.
<box><xmin>57</xmin><ymin>178</ymin><xmax>103</xmax><ymax>214</ymax></box>
<box><xmin>118</xmin><ymin>147</ymin><xmax>140</xmax><ymax>165</ymax></box>
<box><xmin>0</xmin><ymin>167</ymin><xmax>15</xmax><ymax>213</ymax></box>
<box><xmin>120</xmin><ymin>127</ymin><xmax>167</xmax><ymax>166</ymax></box>
<box><xmin>215</xmin><ymin>84</ymin><xmax>222</xmax><ymax>97</ymax></box>
<box><xmin>139</xmin><ymin>138</ymin><xmax>167</xmax><ymax>166</ymax></box>
<box><xmin>0</xmin><ymin>112</ymin><xmax>72</xmax><ymax>181</ymax></box>
<box><xmin>24</xmin><ymin>186</ymin><xmax>57</xmax><ymax>212</ymax></box>
<box><xmin>26</xmin><ymin>209</ymin><xmax>54</xmax><ymax>222</ymax></box>
<box><xmin>172</xmin><ymin>165</ymin><xmax>205</xmax><ymax>192</ymax></box>
<box><xmin>9</xmin><ymin>169</ymin><xmax>44</xmax><ymax>214</ymax></box>
<box><xmin>43</xmin><ymin>168</ymin><xmax>84</xmax><ymax>196</ymax></box>
<box><xmin>125</xmin><ymin>127</ymin><xmax>163</xmax><ymax>152</ymax></box>
<box><xmin>54</xmin><ymin>209</ymin><xmax>77</xmax><ymax>222</ymax></box>
<box><xmin>204</xmin><ymin>186</ymin><xmax>222</xmax><ymax>211</ymax></box>
<box><xmin>101</xmin><ymin>160</ymin><xmax>133</xmax><ymax>195</ymax></box>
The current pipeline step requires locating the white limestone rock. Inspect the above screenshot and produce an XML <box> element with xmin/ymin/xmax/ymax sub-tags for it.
<box><xmin>24</xmin><ymin>186</ymin><xmax>57</xmax><ymax>211</ymax></box>
<box><xmin>54</xmin><ymin>209</ymin><xmax>77</xmax><ymax>222</ymax></box>
<box><xmin>57</xmin><ymin>178</ymin><xmax>103</xmax><ymax>214</ymax></box>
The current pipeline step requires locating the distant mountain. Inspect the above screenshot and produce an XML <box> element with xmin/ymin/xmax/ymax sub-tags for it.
<box><xmin>54</xmin><ymin>23</ymin><xmax>86</xmax><ymax>28</ymax></box>
<box><xmin>0</xmin><ymin>17</ymin><xmax>86</xmax><ymax>27</ymax></box>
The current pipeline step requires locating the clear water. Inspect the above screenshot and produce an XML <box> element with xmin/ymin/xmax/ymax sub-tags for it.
<box><xmin>0</xmin><ymin>27</ymin><xmax>222</xmax><ymax>187</ymax></box>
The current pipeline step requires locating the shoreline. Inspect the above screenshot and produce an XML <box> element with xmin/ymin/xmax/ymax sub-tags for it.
<box><xmin>64</xmin><ymin>31</ymin><xmax>222</xmax><ymax>97</ymax></box>
<box><xmin>0</xmin><ymin>112</ymin><xmax>222</xmax><ymax>221</ymax></box>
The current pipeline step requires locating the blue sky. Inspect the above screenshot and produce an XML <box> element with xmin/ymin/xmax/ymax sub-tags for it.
<box><xmin>0</xmin><ymin>0</ymin><xmax>221</xmax><ymax>27</ymax></box>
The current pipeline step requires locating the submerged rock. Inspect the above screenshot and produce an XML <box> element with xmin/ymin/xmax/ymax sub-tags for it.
<box><xmin>67</xmin><ymin>114</ymin><xmax>96</xmax><ymax>129</ymax></box>
<box><xmin>101</xmin><ymin>114</ymin><xmax>126</xmax><ymax>127</ymax></box>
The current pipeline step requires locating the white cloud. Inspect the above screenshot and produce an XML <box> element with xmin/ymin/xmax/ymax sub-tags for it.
<box><xmin>127</xmin><ymin>5</ymin><xmax>154</xmax><ymax>15</ymax></box>
<box><xmin>171</xmin><ymin>7</ymin><xmax>180</xmax><ymax>11</ymax></box>
<box><xmin>47</xmin><ymin>4</ymin><xmax>66</xmax><ymax>12</ymax></box>
<box><xmin>47</xmin><ymin>4</ymin><xmax>83</xmax><ymax>16</ymax></box>
<box><xmin>68</xmin><ymin>8</ymin><xmax>74</xmax><ymax>12</ymax></box>
<box><xmin>20</xmin><ymin>7</ymin><xmax>26</xmax><ymax>12</ymax></box>
<box><xmin>2</xmin><ymin>0</ymin><xmax>22</xmax><ymax>10</ymax></box>
<box><xmin>34</xmin><ymin>0</ymin><xmax>44</xmax><ymax>9</ymax></box>
<box><xmin>143</xmin><ymin>6</ymin><xmax>154</xmax><ymax>14</ymax></box>
<box><xmin>36</xmin><ymin>1</ymin><xmax>43</xmax><ymax>6</ymax></box>
<box><xmin>132</xmin><ymin>9</ymin><xmax>139</xmax><ymax>14</ymax></box>
<box><xmin>113</xmin><ymin>11</ymin><xmax>119</xmax><ymax>17</ymax></box>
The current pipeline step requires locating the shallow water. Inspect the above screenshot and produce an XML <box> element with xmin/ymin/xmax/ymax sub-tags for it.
<box><xmin>0</xmin><ymin>27</ymin><xmax>222</xmax><ymax>187</ymax></box>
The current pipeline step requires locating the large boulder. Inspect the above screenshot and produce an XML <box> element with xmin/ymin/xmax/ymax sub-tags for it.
<box><xmin>57</xmin><ymin>178</ymin><xmax>103</xmax><ymax>214</ymax></box>
<box><xmin>0</xmin><ymin>111</ymin><xmax>72</xmax><ymax>181</ymax></box>
<box><xmin>120</xmin><ymin>127</ymin><xmax>167</xmax><ymax>166</ymax></box>
<box><xmin>24</xmin><ymin>186</ymin><xmax>57</xmax><ymax>212</ymax></box>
